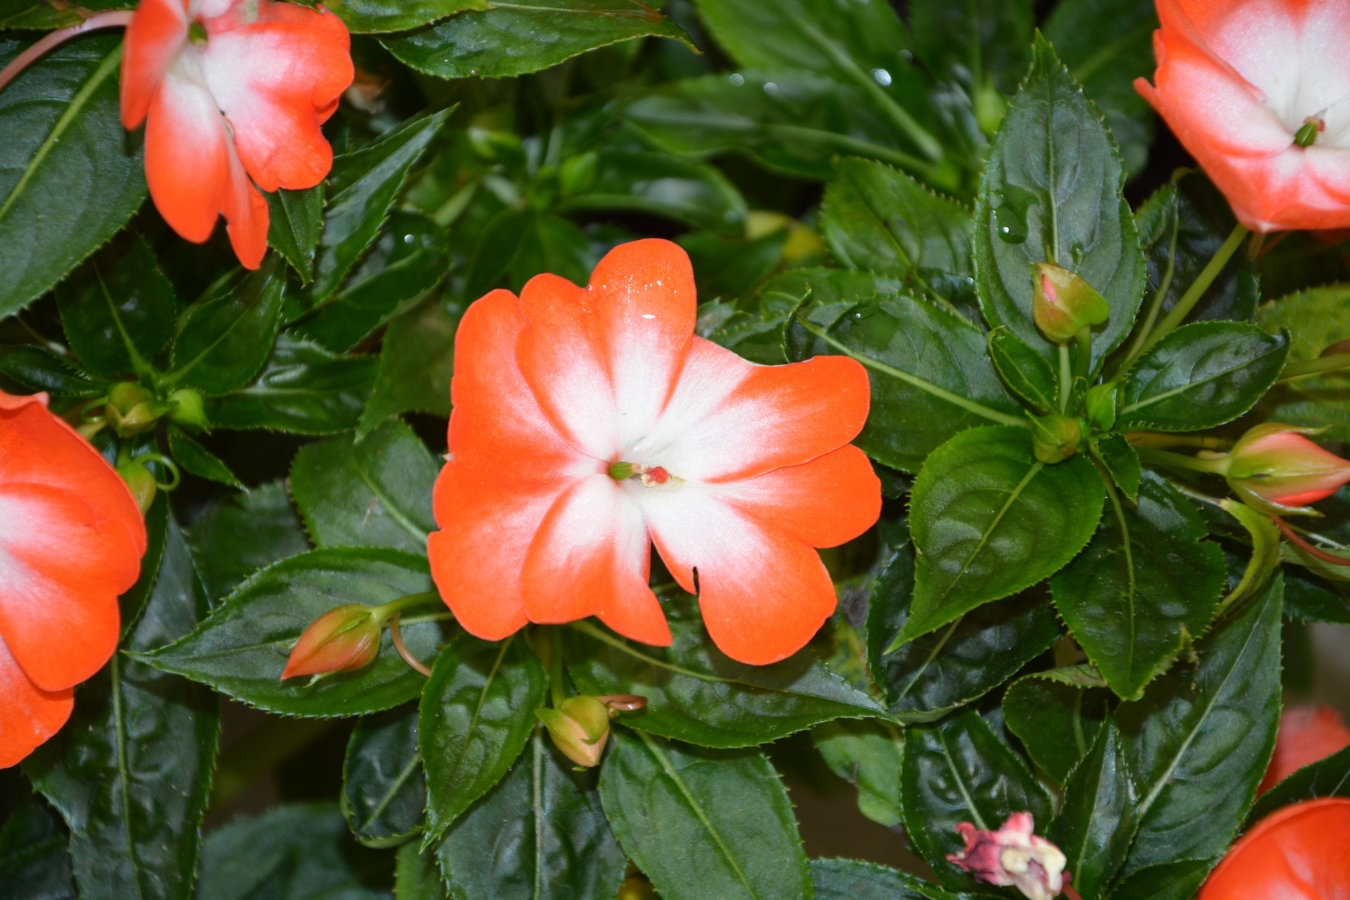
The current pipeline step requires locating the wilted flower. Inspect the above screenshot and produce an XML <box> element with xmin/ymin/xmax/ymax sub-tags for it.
<box><xmin>947</xmin><ymin>813</ymin><xmax>1067</xmax><ymax>900</ymax></box>
<box><xmin>1199</xmin><ymin>798</ymin><xmax>1350</xmax><ymax>899</ymax></box>
<box><xmin>1224</xmin><ymin>423</ymin><xmax>1350</xmax><ymax>515</ymax></box>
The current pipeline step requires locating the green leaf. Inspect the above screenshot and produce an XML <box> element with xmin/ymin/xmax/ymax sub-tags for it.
<box><xmin>311</xmin><ymin>109</ymin><xmax>451</xmax><ymax>302</ymax></box>
<box><xmin>358</xmin><ymin>295</ymin><xmax>459</xmax><ymax>438</ymax></box>
<box><xmin>1043</xmin><ymin>0</ymin><xmax>1158</xmax><ymax>176</ymax></box>
<box><xmin>0</xmin><ymin>345</ymin><xmax>105</xmax><ymax>397</ymax></box>
<box><xmin>974</xmin><ymin>36</ymin><xmax>1146</xmax><ymax>370</ymax></box>
<box><xmin>1002</xmin><ymin>666</ymin><xmax>1110</xmax><ymax>784</ymax></box>
<box><xmin>293</xmin><ymin>211</ymin><xmax>449</xmax><ymax>353</ymax></box>
<box><xmin>197</xmin><ymin>805</ymin><xmax>391</xmax><ymax>900</ymax></box>
<box><xmin>1246</xmin><ymin>744</ymin><xmax>1350</xmax><ymax>826</ymax></box>
<box><xmin>786</xmin><ymin>296</ymin><xmax>1024</xmax><ymax>473</ymax></box>
<box><xmin>811</xmin><ymin>720</ymin><xmax>904</xmax><ymax>828</ymax></box>
<box><xmin>1048</xmin><ymin>720</ymin><xmax>1137</xmax><ymax>900</ymax></box>
<box><xmin>166</xmin><ymin>426</ymin><xmax>244</xmax><ymax>489</ymax></box>
<box><xmin>0</xmin><ymin>796</ymin><xmax>77</xmax><ymax>900</ymax></box>
<box><xmin>421</xmin><ymin>633</ymin><xmax>547</xmax><ymax>842</ymax></box>
<box><xmin>465</xmin><ymin>208</ymin><xmax>593</xmax><ymax>297</ymax></box>
<box><xmin>822</xmin><ymin>158</ymin><xmax>973</xmax><ymax>310</ymax></box>
<box><xmin>1051</xmin><ymin>472</ymin><xmax>1226</xmax><ymax>699</ymax></box>
<box><xmin>396</xmin><ymin>842</ymin><xmax>444</xmax><ymax>900</ymax></box>
<box><xmin>290</xmin><ymin>418</ymin><xmax>437</xmax><ymax>554</ymax></box>
<box><xmin>1284</xmin><ymin>565</ymin><xmax>1350</xmax><ymax>623</ymax></box>
<box><xmin>267</xmin><ymin>185</ymin><xmax>325</xmax><ymax>284</ymax></box>
<box><xmin>599</xmin><ymin>731</ymin><xmax>812</xmax><ymax>900</ymax></box>
<box><xmin>909</xmin><ymin>0</ymin><xmax>1034</xmax><ymax>94</ymax></box>
<box><xmin>558</xmin><ymin>150</ymin><xmax>746</xmax><ymax>235</ymax></box>
<box><xmin>169</xmin><ymin>258</ymin><xmax>288</xmax><ymax>396</ymax></box>
<box><xmin>810</xmin><ymin>858</ymin><xmax>975</xmax><ymax>900</ymax></box>
<box><xmin>1116</xmin><ymin>322</ymin><xmax>1289</xmax><ymax>432</ymax></box>
<box><xmin>54</xmin><ymin>233</ymin><xmax>175</xmax><ymax>378</ymax></box>
<box><xmin>867</xmin><ymin>542</ymin><xmax>1060</xmax><ymax>721</ymax></box>
<box><xmin>1105</xmin><ymin>861</ymin><xmax>1213</xmax><ymax>900</ymax></box>
<box><xmin>1092</xmin><ymin>433</ymin><xmax>1140</xmax><ymax>502</ymax></box>
<box><xmin>343</xmin><ymin>703</ymin><xmax>426</xmax><ymax>847</ymax></box>
<box><xmin>988</xmin><ymin>326</ymin><xmax>1058</xmax><ymax>413</ymax></box>
<box><xmin>901</xmin><ymin>426</ymin><xmax>1104</xmax><ymax>641</ymax></box>
<box><xmin>142</xmin><ymin>547</ymin><xmax>447</xmax><ymax>717</ymax></box>
<box><xmin>566</xmin><ymin>597</ymin><xmax>882</xmax><ymax>748</ymax></box>
<box><xmin>328</xmin><ymin>0</ymin><xmax>483</xmax><ymax>32</ymax></box>
<box><xmin>206</xmin><ymin>336</ymin><xmax>378</xmax><ymax>435</ymax></box>
<box><xmin>1115</xmin><ymin>575</ymin><xmax>1283</xmax><ymax>879</ymax></box>
<box><xmin>1255</xmin><ymin>285</ymin><xmax>1350</xmax><ymax>443</ymax></box>
<box><xmin>0</xmin><ymin>35</ymin><xmax>146</xmax><ymax>317</ymax></box>
<box><xmin>900</xmin><ymin>709</ymin><xmax>1052</xmax><ymax>890</ymax></box>
<box><xmin>437</xmin><ymin>729</ymin><xmax>628</xmax><ymax>900</ymax></box>
<box><xmin>384</xmin><ymin>1</ymin><xmax>692</xmax><ymax>80</ymax></box>
<box><xmin>677</xmin><ymin>229</ymin><xmax>786</xmax><ymax>302</ymax></box>
<box><xmin>27</xmin><ymin>517</ymin><xmax>219</xmax><ymax>900</ymax></box>
<box><xmin>119</xmin><ymin>490</ymin><xmax>169</xmax><ymax>635</ymax></box>
<box><xmin>185</xmin><ymin>481</ymin><xmax>309</xmax><ymax>603</ymax></box>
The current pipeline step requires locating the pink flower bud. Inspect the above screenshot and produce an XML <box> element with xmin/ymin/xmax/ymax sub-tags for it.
<box><xmin>947</xmin><ymin>813</ymin><xmax>1067</xmax><ymax>900</ymax></box>
<box><xmin>281</xmin><ymin>604</ymin><xmax>380</xmax><ymax>680</ymax></box>
<box><xmin>536</xmin><ymin>696</ymin><xmax>613</xmax><ymax>768</ymax></box>
<box><xmin>1032</xmin><ymin>264</ymin><xmax>1109</xmax><ymax>344</ymax></box>
<box><xmin>1226</xmin><ymin>424</ymin><xmax>1350</xmax><ymax>515</ymax></box>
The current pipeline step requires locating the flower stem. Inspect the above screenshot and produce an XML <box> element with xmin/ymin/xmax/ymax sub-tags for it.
<box><xmin>1138</xmin><ymin>223</ymin><xmax>1249</xmax><ymax>356</ymax></box>
<box><xmin>1136</xmin><ymin>446</ymin><xmax>1230</xmax><ymax>475</ymax></box>
<box><xmin>1058</xmin><ymin>344</ymin><xmax>1073</xmax><ymax>413</ymax></box>
<box><xmin>389</xmin><ymin>614</ymin><xmax>432</xmax><ymax>677</ymax></box>
<box><xmin>1275</xmin><ymin>516</ymin><xmax>1350</xmax><ymax>566</ymax></box>
<box><xmin>0</xmin><ymin>10</ymin><xmax>134</xmax><ymax>95</ymax></box>
<box><xmin>370</xmin><ymin>591</ymin><xmax>440</xmax><ymax>625</ymax></box>
<box><xmin>1127</xmin><ymin>432</ymin><xmax>1231</xmax><ymax>451</ymax></box>
<box><xmin>1280</xmin><ymin>351</ymin><xmax>1350</xmax><ymax>382</ymax></box>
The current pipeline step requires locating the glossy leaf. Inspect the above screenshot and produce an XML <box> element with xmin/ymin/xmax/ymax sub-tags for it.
<box><xmin>266</xmin><ymin>185</ymin><xmax>325</xmax><ymax>284</ymax></box>
<box><xmin>0</xmin><ymin>345</ymin><xmax>105</xmax><ymax>397</ymax></box>
<box><xmin>599</xmin><ymin>731</ymin><xmax>812</xmax><ymax>900</ymax></box>
<box><xmin>1115</xmin><ymin>575</ymin><xmax>1283</xmax><ymax>879</ymax></box>
<box><xmin>1255</xmin><ymin>284</ymin><xmax>1350</xmax><ymax>443</ymax></box>
<box><xmin>1052</xmin><ymin>472</ymin><xmax>1226</xmax><ymax>700</ymax></box>
<box><xmin>27</xmin><ymin>518</ymin><xmax>219</xmax><ymax>900</ymax></box>
<box><xmin>812</xmin><ymin>720</ymin><xmax>904</xmax><ymax>828</ymax></box>
<box><xmin>696</xmin><ymin>0</ymin><xmax>909</xmax><ymax>76</ymax></box>
<box><xmin>1092</xmin><ymin>433</ymin><xmax>1141</xmax><ymax>503</ymax></box>
<box><xmin>343</xmin><ymin>703</ymin><xmax>426</xmax><ymax>847</ymax></box>
<box><xmin>974</xmin><ymin>36</ymin><xmax>1146</xmax><ymax>369</ymax></box>
<box><xmin>420</xmin><ymin>633</ymin><xmax>547</xmax><ymax>842</ymax></box>
<box><xmin>359</xmin><ymin>296</ymin><xmax>459</xmax><ymax>438</ymax></box>
<box><xmin>1246</xmin><ymin>744</ymin><xmax>1350</xmax><ymax>825</ymax></box>
<box><xmin>1048</xmin><ymin>720</ymin><xmax>1137</xmax><ymax>900</ymax></box>
<box><xmin>566</xmin><ymin>596</ymin><xmax>882</xmax><ymax>748</ymax></box>
<box><xmin>0</xmin><ymin>796</ymin><xmax>77</xmax><ymax>900</ymax></box>
<box><xmin>1105</xmin><ymin>861</ymin><xmax>1213</xmax><ymax>900</ymax></box>
<box><xmin>677</xmin><ymin>229</ymin><xmax>786</xmax><ymax>301</ymax></box>
<box><xmin>786</xmin><ymin>296</ymin><xmax>1023</xmax><ymax>473</ymax></box>
<box><xmin>1116</xmin><ymin>322</ymin><xmax>1289</xmax><ymax>432</ymax></box>
<box><xmin>384</xmin><ymin>2</ymin><xmax>692</xmax><ymax>80</ymax></box>
<box><xmin>168</xmin><ymin>258</ymin><xmax>288</xmax><ymax>396</ymax></box>
<box><xmin>988</xmin><ymin>326</ymin><xmax>1058</xmax><ymax>413</ymax></box>
<box><xmin>0</xmin><ymin>35</ymin><xmax>146</xmax><ymax>317</ymax></box>
<box><xmin>1284</xmin><ymin>565</ymin><xmax>1350</xmax><ymax>623</ymax></box>
<box><xmin>166</xmin><ymin>426</ymin><xmax>243</xmax><ymax>489</ymax></box>
<box><xmin>396</xmin><ymin>842</ymin><xmax>443</xmax><ymax>900</ymax></box>
<box><xmin>328</xmin><ymin>0</ymin><xmax>483</xmax><ymax>32</ymax></box>
<box><xmin>901</xmin><ymin>426</ymin><xmax>1104</xmax><ymax>641</ymax></box>
<box><xmin>810</xmin><ymin>858</ymin><xmax>976</xmax><ymax>900</ymax></box>
<box><xmin>290</xmin><ymin>418</ymin><xmax>437</xmax><ymax>554</ymax></box>
<box><xmin>142</xmin><ymin>547</ymin><xmax>446</xmax><ymax>717</ymax></box>
<box><xmin>909</xmin><ymin>0</ymin><xmax>1034</xmax><ymax>94</ymax></box>
<box><xmin>437</xmin><ymin>730</ymin><xmax>627</xmax><ymax>900</ymax></box>
<box><xmin>185</xmin><ymin>480</ymin><xmax>309</xmax><ymax>603</ymax></box>
<box><xmin>465</xmin><ymin>208</ymin><xmax>592</xmax><ymax>297</ymax></box>
<box><xmin>900</xmin><ymin>709</ymin><xmax>1052</xmax><ymax>890</ymax></box>
<box><xmin>1002</xmin><ymin>666</ymin><xmax>1110</xmax><ymax>785</ymax></box>
<box><xmin>559</xmin><ymin>149</ymin><xmax>747</xmax><ymax>235</ymax></box>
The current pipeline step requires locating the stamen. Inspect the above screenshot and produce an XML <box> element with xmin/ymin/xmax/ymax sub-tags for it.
<box><xmin>608</xmin><ymin>461</ymin><xmax>674</xmax><ymax>486</ymax></box>
<box><xmin>1295</xmin><ymin>116</ymin><xmax>1325</xmax><ymax>148</ymax></box>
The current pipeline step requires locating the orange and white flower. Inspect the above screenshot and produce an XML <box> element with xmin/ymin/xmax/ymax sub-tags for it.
<box><xmin>0</xmin><ymin>392</ymin><xmax>147</xmax><ymax>768</ymax></box>
<box><xmin>120</xmin><ymin>0</ymin><xmax>352</xmax><ymax>268</ymax></box>
<box><xmin>427</xmin><ymin>239</ymin><xmax>880</xmax><ymax>665</ymax></box>
<box><xmin>1200</xmin><ymin>798</ymin><xmax>1350</xmax><ymax>899</ymax></box>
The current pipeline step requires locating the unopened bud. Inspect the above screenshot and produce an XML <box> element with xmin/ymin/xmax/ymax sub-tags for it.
<box><xmin>1224</xmin><ymin>423</ymin><xmax>1350</xmax><ymax>515</ymax></box>
<box><xmin>281</xmin><ymin>604</ymin><xmax>380</xmax><ymax>680</ymax></box>
<box><xmin>537</xmin><ymin>696</ymin><xmax>613</xmax><ymax>768</ymax></box>
<box><xmin>106</xmin><ymin>382</ymin><xmax>172</xmax><ymax>437</ymax></box>
<box><xmin>1085</xmin><ymin>382</ymin><xmax>1117</xmax><ymax>432</ymax></box>
<box><xmin>117</xmin><ymin>460</ymin><xmax>158</xmax><ymax>515</ymax></box>
<box><xmin>1030</xmin><ymin>414</ymin><xmax>1082</xmax><ymax>464</ymax></box>
<box><xmin>948</xmin><ymin>812</ymin><xmax>1067</xmax><ymax>900</ymax></box>
<box><xmin>167</xmin><ymin>388</ymin><xmax>208</xmax><ymax>430</ymax></box>
<box><xmin>1033</xmin><ymin>264</ymin><xmax>1109</xmax><ymax>344</ymax></box>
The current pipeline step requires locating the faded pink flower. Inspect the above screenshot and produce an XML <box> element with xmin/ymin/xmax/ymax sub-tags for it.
<box><xmin>947</xmin><ymin>812</ymin><xmax>1067</xmax><ymax>900</ymax></box>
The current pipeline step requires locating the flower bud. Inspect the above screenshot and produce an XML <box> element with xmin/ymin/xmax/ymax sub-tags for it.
<box><xmin>1032</xmin><ymin>263</ymin><xmax>1109</xmax><ymax>343</ymax></box>
<box><xmin>537</xmin><ymin>696</ymin><xmax>612</xmax><ymax>768</ymax></box>
<box><xmin>106</xmin><ymin>382</ymin><xmax>172</xmax><ymax>437</ymax></box>
<box><xmin>1085</xmin><ymin>382</ymin><xmax>1117</xmax><ymax>432</ymax></box>
<box><xmin>281</xmin><ymin>604</ymin><xmax>380</xmax><ymax>680</ymax></box>
<box><xmin>1225</xmin><ymin>423</ymin><xmax>1350</xmax><ymax>515</ymax></box>
<box><xmin>1030</xmin><ymin>414</ymin><xmax>1082</xmax><ymax>464</ymax></box>
<box><xmin>167</xmin><ymin>388</ymin><xmax>209</xmax><ymax>430</ymax></box>
<box><xmin>947</xmin><ymin>812</ymin><xmax>1067</xmax><ymax>900</ymax></box>
<box><xmin>117</xmin><ymin>460</ymin><xmax>158</xmax><ymax>515</ymax></box>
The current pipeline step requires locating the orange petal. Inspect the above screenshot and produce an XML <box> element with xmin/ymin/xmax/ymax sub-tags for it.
<box><xmin>1199</xmin><ymin>798</ymin><xmax>1350</xmax><ymax>900</ymax></box>
<box><xmin>119</xmin><ymin>0</ymin><xmax>186</xmax><ymax>129</ymax></box>
<box><xmin>1260</xmin><ymin>705</ymin><xmax>1350</xmax><ymax>792</ymax></box>
<box><xmin>0</xmin><ymin>632</ymin><xmax>72</xmax><ymax>769</ymax></box>
<box><xmin>144</xmin><ymin>66</ymin><xmax>230</xmax><ymax>245</ymax></box>
<box><xmin>222</xmin><ymin>136</ymin><xmax>270</xmax><ymax>270</ymax></box>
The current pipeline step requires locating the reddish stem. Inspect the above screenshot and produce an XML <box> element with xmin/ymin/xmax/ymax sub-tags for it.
<box><xmin>389</xmin><ymin>613</ymin><xmax>433</xmax><ymax>678</ymax></box>
<box><xmin>1275</xmin><ymin>516</ymin><xmax>1350</xmax><ymax>566</ymax></box>
<box><xmin>1063</xmin><ymin>885</ymin><xmax>1085</xmax><ymax>900</ymax></box>
<box><xmin>0</xmin><ymin>10</ymin><xmax>134</xmax><ymax>95</ymax></box>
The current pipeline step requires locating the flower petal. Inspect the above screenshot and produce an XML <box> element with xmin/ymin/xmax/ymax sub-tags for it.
<box><xmin>144</xmin><ymin>61</ymin><xmax>230</xmax><ymax>245</ymax></box>
<box><xmin>221</xmin><ymin>134</ymin><xmax>270</xmax><ymax>270</ymax></box>
<box><xmin>516</xmin><ymin>239</ymin><xmax>697</xmax><ymax>462</ymax></box>
<box><xmin>0</xmin><ymin>632</ymin><xmax>72</xmax><ymax>769</ymax></box>
<box><xmin>1199</xmin><ymin>798</ymin><xmax>1350</xmax><ymax>900</ymax></box>
<box><xmin>119</xmin><ymin>0</ymin><xmax>187</xmax><ymax>129</ymax></box>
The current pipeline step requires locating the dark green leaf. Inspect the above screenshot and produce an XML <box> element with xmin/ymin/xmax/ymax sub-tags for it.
<box><xmin>465</xmin><ymin>208</ymin><xmax>592</xmax><ymax>297</ymax></box>
<box><xmin>600</xmin><ymin>731</ymin><xmax>812</xmax><ymax>900</ymax></box>
<box><xmin>1115</xmin><ymin>575</ymin><xmax>1283</xmax><ymax>879</ymax></box>
<box><xmin>27</xmin><ymin>517</ymin><xmax>219</xmax><ymax>900</ymax></box>
<box><xmin>384</xmin><ymin>1</ymin><xmax>692</xmax><ymax>80</ymax></box>
<box><xmin>810</xmin><ymin>858</ymin><xmax>976</xmax><ymax>900</ymax></box>
<box><xmin>812</xmin><ymin>720</ymin><xmax>904</xmax><ymax>828</ymax></box>
<box><xmin>1248</xmin><ymin>742</ymin><xmax>1350</xmax><ymax>825</ymax></box>
<box><xmin>328</xmin><ymin>0</ymin><xmax>483</xmax><ymax>33</ymax></box>
<box><xmin>290</xmin><ymin>418</ymin><xmax>437</xmax><ymax>554</ymax></box>
<box><xmin>0</xmin><ymin>797</ymin><xmax>77</xmax><ymax>900</ymax></box>
<box><xmin>358</xmin><ymin>295</ymin><xmax>459</xmax><ymax>438</ymax></box>
<box><xmin>169</xmin><ymin>258</ymin><xmax>288</xmax><ymax>396</ymax></box>
<box><xmin>55</xmin><ymin>233</ymin><xmax>175</xmax><ymax>378</ymax></box>
<box><xmin>1049</xmin><ymin>720</ymin><xmax>1137</xmax><ymax>900</ymax></box>
<box><xmin>974</xmin><ymin>36</ymin><xmax>1146</xmax><ymax>369</ymax></box>
<box><xmin>396</xmin><ymin>842</ymin><xmax>443</xmax><ymax>900</ymax></box>
<box><xmin>1052</xmin><ymin>472</ymin><xmax>1226</xmax><ymax>699</ymax></box>
<box><xmin>185</xmin><ymin>481</ymin><xmax>309</xmax><ymax>603</ymax></box>
<box><xmin>142</xmin><ymin>547</ymin><xmax>446</xmax><ymax>717</ymax></box>
<box><xmin>206</xmin><ymin>336</ymin><xmax>378</xmax><ymax>435</ymax></box>
<box><xmin>421</xmin><ymin>633</ymin><xmax>546</xmax><ymax>841</ymax></box>
<box><xmin>987</xmin><ymin>326</ymin><xmax>1058</xmax><ymax>413</ymax></box>
<box><xmin>1116</xmin><ymin>322</ymin><xmax>1289</xmax><ymax>432</ymax></box>
<box><xmin>167</xmin><ymin>426</ymin><xmax>244</xmax><ymax>489</ymax></box>
<box><xmin>0</xmin><ymin>345</ymin><xmax>105</xmax><ymax>397</ymax></box>
<box><xmin>1255</xmin><ymin>285</ymin><xmax>1350</xmax><ymax>443</ymax></box>
<box><xmin>1105</xmin><ymin>861</ymin><xmax>1213</xmax><ymax>900</ymax></box>
<box><xmin>0</xmin><ymin>35</ymin><xmax>146</xmax><ymax>317</ymax></box>
<box><xmin>901</xmin><ymin>426</ymin><xmax>1104</xmax><ymax>641</ymax></box>
<box><xmin>676</xmin><ymin>229</ymin><xmax>786</xmax><ymax>302</ymax></box>
<box><xmin>343</xmin><ymin>704</ymin><xmax>426</xmax><ymax>847</ymax></box>
<box><xmin>910</xmin><ymin>0</ymin><xmax>1034</xmax><ymax>94</ymax></box>
<box><xmin>197</xmin><ymin>805</ymin><xmax>391</xmax><ymax>900</ymax></box>
<box><xmin>311</xmin><ymin>109</ymin><xmax>451</xmax><ymax>302</ymax></box>
<box><xmin>900</xmin><ymin>709</ymin><xmax>1052</xmax><ymax>890</ymax></box>
<box><xmin>267</xmin><ymin>186</ymin><xmax>325</xmax><ymax>284</ymax></box>
<box><xmin>786</xmin><ymin>296</ymin><xmax>1023</xmax><ymax>473</ymax></box>
<box><xmin>1002</xmin><ymin>666</ymin><xmax>1109</xmax><ymax>785</ymax></box>
<box><xmin>566</xmin><ymin>596</ymin><xmax>882</xmax><ymax>748</ymax></box>
<box><xmin>559</xmin><ymin>149</ymin><xmax>746</xmax><ymax>235</ymax></box>
<box><xmin>1284</xmin><ymin>565</ymin><xmax>1350</xmax><ymax>623</ymax></box>
<box><xmin>1092</xmin><ymin>434</ymin><xmax>1140</xmax><ymax>502</ymax></box>
<box><xmin>118</xmin><ymin>491</ymin><xmax>170</xmax><ymax>635</ymax></box>
<box><xmin>437</xmin><ymin>730</ymin><xmax>627</xmax><ymax>900</ymax></box>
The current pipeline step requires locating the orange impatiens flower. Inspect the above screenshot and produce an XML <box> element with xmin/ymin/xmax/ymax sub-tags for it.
<box><xmin>1259</xmin><ymin>705</ymin><xmax>1350</xmax><ymax>793</ymax></box>
<box><xmin>0</xmin><ymin>392</ymin><xmax>147</xmax><ymax>768</ymax></box>
<box><xmin>120</xmin><ymin>0</ymin><xmax>353</xmax><ymax>268</ymax></box>
<box><xmin>1136</xmin><ymin>0</ymin><xmax>1350</xmax><ymax>233</ymax></box>
<box><xmin>427</xmin><ymin>239</ymin><xmax>880</xmax><ymax>665</ymax></box>
<box><xmin>1199</xmin><ymin>798</ymin><xmax>1350</xmax><ymax>899</ymax></box>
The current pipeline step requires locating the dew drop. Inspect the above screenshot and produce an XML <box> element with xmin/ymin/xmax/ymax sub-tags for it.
<box><xmin>992</xmin><ymin>184</ymin><xmax>1038</xmax><ymax>245</ymax></box>
<box><xmin>729</xmin><ymin>73</ymin><xmax>744</xmax><ymax>86</ymax></box>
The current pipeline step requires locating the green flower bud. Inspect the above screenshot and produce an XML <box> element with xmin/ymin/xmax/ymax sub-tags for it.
<box><xmin>537</xmin><ymin>696</ymin><xmax>613</xmax><ymax>768</ymax></box>
<box><xmin>1030</xmin><ymin>414</ymin><xmax>1083</xmax><ymax>464</ymax></box>
<box><xmin>106</xmin><ymin>382</ymin><xmax>171</xmax><ymax>437</ymax></box>
<box><xmin>1032</xmin><ymin>264</ymin><xmax>1109</xmax><ymax>344</ymax></box>
<box><xmin>117</xmin><ymin>460</ymin><xmax>158</xmax><ymax>515</ymax></box>
<box><xmin>1085</xmin><ymin>382</ymin><xmax>1118</xmax><ymax>432</ymax></box>
<box><xmin>168</xmin><ymin>388</ymin><xmax>209</xmax><ymax>430</ymax></box>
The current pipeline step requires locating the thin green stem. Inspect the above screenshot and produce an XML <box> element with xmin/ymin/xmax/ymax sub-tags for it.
<box><xmin>1137</xmin><ymin>447</ymin><xmax>1230</xmax><ymax>475</ymax></box>
<box><xmin>1280</xmin><ymin>352</ymin><xmax>1350</xmax><ymax>381</ymax></box>
<box><xmin>371</xmin><ymin>591</ymin><xmax>441</xmax><ymax>625</ymax></box>
<box><xmin>1074</xmin><ymin>328</ymin><xmax>1092</xmax><ymax>383</ymax></box>
<box><xmin>1140</xmin><ymin>223</ymin><xmax>1249</xmax><ymax>354</ymax></box>
<box><xmin>1058</xmin><ymin>344</ymin><xmax>1073</xmax><ymax>414</ymax></box>
<box><xmin>1127</xmin><ymin>432</ymin><xmax>1232</xmax><ymax>451</ymax></box>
